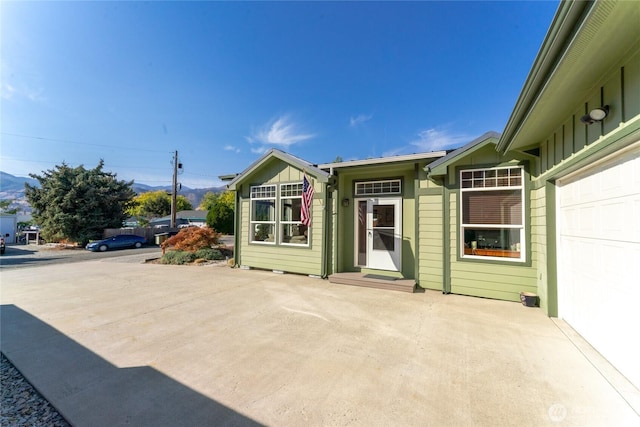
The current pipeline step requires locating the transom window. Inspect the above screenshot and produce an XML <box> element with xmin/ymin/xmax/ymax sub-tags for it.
<box><xmin>460</xmin><ymin>166</ymin><xmax>525</xmax><ymax>261</ymax></box>
<box><xmin>355</xmin><ymin>179</ymin><xmax>401</xmax><ymax>196</ymax></box>
<box><xmin>250</xmin><ymin>182</ymin><xmax>310</xmax><ymax>246</ymax></box>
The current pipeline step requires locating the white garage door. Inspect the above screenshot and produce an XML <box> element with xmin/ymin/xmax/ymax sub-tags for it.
<box><xmin>557</xmin><ymin>143</ymin><xmax>640</xmax><ymax>389</ymax></box>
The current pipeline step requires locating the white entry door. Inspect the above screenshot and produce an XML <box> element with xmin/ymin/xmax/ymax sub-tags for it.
<box><xmin>355</xmin><ymin>198</ymin><xmax>402</xmax><ymax>271</ymax></box>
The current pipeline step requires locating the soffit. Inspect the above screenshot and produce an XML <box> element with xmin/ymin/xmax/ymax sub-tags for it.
<box><xmin>504</xmin><ymin>1</ymin><xmax>640</xmax><ymax>151</ymax></box>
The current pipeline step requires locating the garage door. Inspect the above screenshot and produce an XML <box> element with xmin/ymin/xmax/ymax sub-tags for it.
<box><xmin>557</xmin><ymin>143</ymin><xmax>640</xmax><ymax>389</ymax></box>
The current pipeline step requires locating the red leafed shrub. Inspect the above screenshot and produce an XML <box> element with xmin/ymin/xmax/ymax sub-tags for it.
<box><xmin>161</xmin><ymin>227</ymin><xmax>220</xmax><ymax>253</ymax></box>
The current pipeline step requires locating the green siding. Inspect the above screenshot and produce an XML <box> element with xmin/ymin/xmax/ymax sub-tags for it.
<box><xmin>334</xmin><ymin>163</ymin><xmax>423</xmax><ymax>279</ymax></box>
<box><xmin>522</xmin><ymin>45</ymin><xmax>640</xmax><ymax>315</ymax></box>
<box><xmin>432</xmin><ymin>144</ymin><xmax>538</xmax><ymax>302</ymax></box>
<box><xmin>417</xmin><ymin>193</ymin><xmax>443</xmax><ymax>290</ymax></box>
<box><xmin>236</xmin><ymin>159</ymin><xmax>325</xmax><ymax>276</ymax></box>
<box><xmin>538</xmin><ymin>49</ymin><xmax>640</xmax><ymax>177</ymax></box>
<box><xmin>530</xmin><ymin>186</ymin><xmax>549</xmax><ymax>312</ymax></box>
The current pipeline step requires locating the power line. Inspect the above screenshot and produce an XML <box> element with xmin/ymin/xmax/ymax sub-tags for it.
<box><xmin>2</xmin><ymin>156</ymin><xmax>172</xmax><ymax>172</ymax></box>
<box><xmin>0</xmin><ymin>132</ymin><xmax>172</xmax><ymax>154</ymax></box>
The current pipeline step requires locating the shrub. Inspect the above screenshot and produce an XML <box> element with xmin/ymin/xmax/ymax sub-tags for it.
<box><xmin>194</xmin><ymin>248</ymin><xmax>224</xmax><ymax>261</ymax></box>
<box><xmin>161</xmin><ymin>227</ymin><xmax>219</xmax><ymax>253</ymax></box>
<box><xmin>160</xmin><ymin>250</ymin><xmax>196</xmax><ymax>265</ymax></box>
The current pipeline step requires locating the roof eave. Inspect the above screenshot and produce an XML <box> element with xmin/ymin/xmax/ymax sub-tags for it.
<box><xmin>227</xmin><ymin>149</ymin><xmax>330</xmax><ymax>190</ymax></box>
<box><xmin>497</xmin><ymin>0</ymin><xmax>591</xmax><ymax>153</ymax></box>
<box><xmin>427</xmin><ymin>131</ymin><xmax>501</xmax><ymax>176</ymax></box>
<box><xmin>318</xmin><ymin>151</ymin><xmax>447</xmax><ymax>170</ymax></box>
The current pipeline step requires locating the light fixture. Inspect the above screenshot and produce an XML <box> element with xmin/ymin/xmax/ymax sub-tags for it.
<box><xmin>342</xmin><ymin>198</ymin><xmax>350</xmax><ymax>208</ymax></box>
<box><xmin>580</xmin><ymin>105</ymin><xmax>609</xmax><ymax>125</ymax></box>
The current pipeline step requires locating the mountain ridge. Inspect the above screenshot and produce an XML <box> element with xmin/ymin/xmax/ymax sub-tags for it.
<box><xmin>1</xmin><ymin>171</ymin><xmax>226</xmax><ymax>213</ymax></box>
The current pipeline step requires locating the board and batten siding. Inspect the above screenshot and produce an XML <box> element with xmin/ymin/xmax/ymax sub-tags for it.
<box><xmin>417</xmin><ymin>193</ymin><xmax>443</xmax><ymax>290</ymax></box>
<box><xmin>448</xmin><ymin>186</ymin><xmax>537</xmax><ymax>302</ymax></box>
<box><xmin>237</xmin><ymin>160</ymin><xmax>324</xmax><ymax>276</ymax></box>
<box><xmin>528</xmin><ymin>47</ymin><xmax>639</xmax><ymax>315</ymax></box>
<box><xmin>539</xmin><ymin>49</ymin><xmax>640</xmax><ymax>176</ymax></box>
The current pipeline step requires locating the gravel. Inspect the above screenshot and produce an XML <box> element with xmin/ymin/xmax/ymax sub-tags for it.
<box><xmin>1</xmin><ymin>353</ymin><xmax>70</xmax><ymax>427</ymax></box>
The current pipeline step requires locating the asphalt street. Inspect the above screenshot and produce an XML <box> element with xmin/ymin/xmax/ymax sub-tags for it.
<box><xmin>0</xmin><ymin>244</ymin><xmax>162</xmax><ymax>269</ymax></box>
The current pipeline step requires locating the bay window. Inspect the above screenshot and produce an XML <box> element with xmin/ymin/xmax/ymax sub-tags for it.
<box><xmin>460</xmin><ymin>166</ymin><xmax>525</xmax><ymax>261</ymax></box>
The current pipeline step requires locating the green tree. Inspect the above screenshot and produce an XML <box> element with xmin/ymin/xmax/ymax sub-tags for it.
<box><xmin>198</xmin><ymin>191</ymin><xmax>219</xmax><ymax>211</ymax></box>
<box><xmin>206</xmin><ymin>190</ymin><xmax>235</xmax><ymax>234</ymax></box>
<box><xmin>0</xmin><ymin>200</ymin><xmax>18</xmax><ymax>214</ymax></box>
<box><xmin>126</xmin><ymin>190</ymin><xmax>192</xmax><ymax>220</ymax></box>
<box><xmin>25</xmin><ymin>161</ymin><xmax>135</xmax><ymax>245</ymax></box>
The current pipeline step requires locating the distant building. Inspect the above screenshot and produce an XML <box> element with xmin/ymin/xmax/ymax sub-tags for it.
<box><xmin>149</xmin><ymin>210</ymin><xmax>208</xmax><ymax>228</ymax></box>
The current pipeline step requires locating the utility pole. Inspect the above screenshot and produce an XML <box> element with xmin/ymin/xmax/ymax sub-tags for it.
<box><xmin>171</xmin><ymin>150</ymin><xmax>178</xmax><ymax>228</ymax></box>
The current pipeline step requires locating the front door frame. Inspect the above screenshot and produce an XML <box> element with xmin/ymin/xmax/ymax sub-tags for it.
<box><xmin>353</xmin><ymin>197</ymin><xmax>402</xmax><ymax>272</ymax></box>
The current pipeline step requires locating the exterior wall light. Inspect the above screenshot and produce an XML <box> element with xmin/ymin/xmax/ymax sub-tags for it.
<box><xmin>342</xmin><ymin>198</ymin><xmax>350</xmax><ymax>207</ymax></box>
<box><xmin>580</xmin><ymin>105</ymin><xmax>609</xmax><ymax>124</ymax></box>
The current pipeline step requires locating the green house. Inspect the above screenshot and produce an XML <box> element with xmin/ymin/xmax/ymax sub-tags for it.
<box><xmin>228</xmin><ymin>0</ymin><xmax>639</xmax><ymax>389</ymax></box>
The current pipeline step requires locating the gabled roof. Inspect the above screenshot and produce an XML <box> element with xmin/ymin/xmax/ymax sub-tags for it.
<box><xmin>497</xmin><ymin>1</ymin><xmax>640</xmax><ymax>153</ymax></box>
<box><xmin>227</xmin><ymin>149</ymin><xmax>330</xmax><ymax>190</ymax></box>
<box><xmin>426</xmin><ymin>131</ymin><xmax>501</xmax><ymax>176</ymax></box>
<box><xmin>318</xmin><ymin>151</ymin><xmax>447</xmax><ymax>170</ymax></box>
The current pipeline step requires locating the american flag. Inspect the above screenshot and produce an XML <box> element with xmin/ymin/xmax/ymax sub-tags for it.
<box><xmin>301</xmin><ymin>174</ymin><xmax>314</xmax><ymax>226</ymax></box>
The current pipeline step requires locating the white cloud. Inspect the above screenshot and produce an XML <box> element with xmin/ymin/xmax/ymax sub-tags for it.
<box><xmin>349</xmin><ymin>114</ymin><xmax>373</xmax><ymax>127</ymax></box>
<box><xmin>223</xmin><ymin>145</ymin><xmax>240</xmax><ymax>153</ymax></box>
<box><xmin>0</xmin><ymin>82</ymin><xmax>46</xmax><ymax>102</ymax></box>
<box><xmin>410</xmin><ymin>128</ymin><xmax>470</xmax><ymax>152</ymax></box>
<box><xmin>0</xmin><ymin>83</ymin><xmax>16</xmax><ymax>100</ymax></box>
<box><xmin>250</xmin><ymin>146</ymin><xmax>267</xmax><ymax>155</ymax></box>
<box><xmin>247</xmin><ymin>115</ymin><xmax>315</xmax><ymax>153</ymax></box>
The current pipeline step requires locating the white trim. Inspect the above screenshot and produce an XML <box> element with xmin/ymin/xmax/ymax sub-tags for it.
<box><xmin>459</xmin><ymin>165</ymin><xmax>526</xmax><ymax>262</ymax></box>
<box><xmin>319</xmin><ymin>151</ymin><xmax>447</xmax><ymax>169</ymax></box>
<box><xmin>355</xmin><ymin>179</ymin><xmax>402</xmax><ymax>196</ymax></box>
<box><xmin>557</xmin><ymin>139</ymin><xmax>640</xmax><ymax>186</ymax></box>
<box><xmin>353</xmin><ymin>197</ymin><xmax>402</xmax><ymax>271</ymax></box>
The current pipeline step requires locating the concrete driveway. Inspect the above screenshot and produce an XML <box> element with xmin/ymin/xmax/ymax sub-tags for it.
<box><xmin>1</xmin><ymin>258</ymin><xmax>638</xmax><ymax>426</ymax></box>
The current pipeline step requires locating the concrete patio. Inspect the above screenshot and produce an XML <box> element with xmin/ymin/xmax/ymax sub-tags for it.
<box><xmin>1</xmin><ymin>257</ymin><xmax>638</xmax><ymax>426</ymax></box>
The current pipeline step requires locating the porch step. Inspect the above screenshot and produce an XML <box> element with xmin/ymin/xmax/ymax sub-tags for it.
<box><xmin>328</xmin><ymin>273</ymin><xmax>416</xmax><ymax>293</ymax></box>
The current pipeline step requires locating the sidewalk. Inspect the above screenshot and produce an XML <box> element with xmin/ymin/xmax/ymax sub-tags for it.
<box><xmin>1</xmin><ymin>260</ymin><xmax>639</xmax><ymax>426</ymax></box>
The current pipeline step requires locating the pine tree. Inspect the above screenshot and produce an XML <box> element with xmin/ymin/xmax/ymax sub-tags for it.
<box><xmin>25</xmin><ymin>161</ymin><xmax>136</xmax><ymax>245</ymax></box>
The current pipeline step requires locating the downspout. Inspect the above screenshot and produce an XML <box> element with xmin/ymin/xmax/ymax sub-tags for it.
<box><xmin>442</xmin><ymin>183</ymin><xmax>451</xmax><ymax>294</ymax></box>
<box><xmin>321</xmin><ymin>177</ymin><xmax>333</xmax><ymax>278</ymax></box>
<box><xmin>414</xmin><ymin>163</ymin><xmax>421</xmax><ymax>283</ymax></box>
<box><xmin>233</xmin><ymin>185</ymin><xmax>240</xmax><ymax>267</ymax></box>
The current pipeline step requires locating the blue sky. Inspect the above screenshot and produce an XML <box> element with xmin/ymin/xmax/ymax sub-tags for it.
<box><xmin>1</xmin><ymin>1</ymin><xmax>559</xmax><ymax>188</ymax></box>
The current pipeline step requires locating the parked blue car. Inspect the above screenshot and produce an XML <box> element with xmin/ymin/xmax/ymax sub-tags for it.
<box><xmin>86</xmin><ymin>235</ymin><xmax>146</xmax><ymax>252</ymax></box>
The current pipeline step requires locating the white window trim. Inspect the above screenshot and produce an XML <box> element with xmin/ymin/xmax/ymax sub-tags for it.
<box><xmin>280</xmin><ymin>183</ymin><xmax>309</xmax><ymax>247</ymax></box>
<box><xmin>250</xmin><ymin>184</ymin><xmax>276</xmax><ymax>245</ymax></box>
<box><xmin>249</xmin><ymin>182</ymin><xmax>311</xmax><ymax>247</ymax></box>
<box><xmin>355</xmin><ymin>179</ymin><xmax>402</xmax><ymax>196</ymax></box>
<box><xmin>459</xmin><ymin>166</ymin><xmax>525</xmax><ymax>262</ymax></box>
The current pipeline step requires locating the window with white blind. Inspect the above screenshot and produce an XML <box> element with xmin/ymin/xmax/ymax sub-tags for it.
<box><xmin>460</xmin><ymin>166</ymin><xmax>525</xmax><ymax>261</ymax></box>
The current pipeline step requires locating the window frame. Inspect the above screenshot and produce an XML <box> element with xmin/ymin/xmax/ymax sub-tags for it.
<box><xmin>459</xmin><ymin>166</ymin><xmax>525</xmax><ymax>262</ymax></box>
<box><xmin>355</xmin><ymin>179</ymin><xmax>402</xmax><ymax>196</ymax></box>
<box><xmin>280</xmin><ymin>183</ymin><xmax>309</xmax><ymax>247</ymax></box>
<box><xmin>249</xmin><ymin>184</ymin><xmax>277</xmax><ymax>245</ymax></box>
<box><xmin>249</xmin><ymin>181</ymin><xmax>311</xmax><ymax>247</ymax></box>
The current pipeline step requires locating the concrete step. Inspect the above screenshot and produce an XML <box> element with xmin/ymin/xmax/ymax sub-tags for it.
<box><xmin>328</xmin><ymin>273</ymin><xmax>415</xmax><ymax>293</ymax></box>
